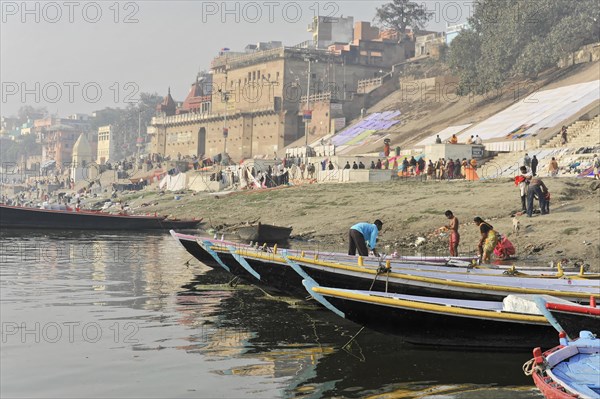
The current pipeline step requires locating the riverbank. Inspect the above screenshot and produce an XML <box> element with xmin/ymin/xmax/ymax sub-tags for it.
<box><xmin>101</xmin><ymin>177</ymin><xmax>600</xmax><ymax>270</ymax></box>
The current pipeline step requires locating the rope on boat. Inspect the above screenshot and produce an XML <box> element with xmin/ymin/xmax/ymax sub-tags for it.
<box><xmin>228</xmin><ymin>275</ymin><xmax>240</xmax><ymax>288</ymax></box>
<box><xmin>522</xmin><ymin>357</ymin><xmax>546</xmax><ymax>376</ymax></box>
<box><xmin>342</xmin><ymin>326</ymin><xmax>365</xmax><ymax>352</ymax></box>
<box><xmin>369</xmin><ymin>255</ymin><xmax>392</xmax><ymax>291</ymax></box>
<box><xmin>386</xmin><ymin>270</ymin><xmax>390</xmax><ymax>293</ymax></box>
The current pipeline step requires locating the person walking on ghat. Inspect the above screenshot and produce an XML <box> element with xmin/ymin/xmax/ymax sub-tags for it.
<box><xmin>348</xmin><ymin>220</ymin><xmax>383</xmax><ymax>257</ymax></box>
<box><xmin>444</xmin><ymin>210</ymin><xmax>460</xmax><ymax>257</ymax></box>
<box><xmin>531</xmin><ymin>155</ymin><xmax>539</xmax><ymax>176</ymax></box>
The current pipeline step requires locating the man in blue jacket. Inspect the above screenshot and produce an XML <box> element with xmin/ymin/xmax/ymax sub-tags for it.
<box><xmin>348</xmin><ymin>220</ymin><xmax>383</xmax><ymax>257</ymax></box>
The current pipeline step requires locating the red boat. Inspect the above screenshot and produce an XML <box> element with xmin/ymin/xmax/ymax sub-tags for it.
<box><xmin>525</xmin><ymin>330</ymin><xmax>600</xmax><ymax>399</ymax></box>
<box><xmin>0</xmin><ymin>204</ymin><xmax>202</xmax><ymax>230</ymax></box>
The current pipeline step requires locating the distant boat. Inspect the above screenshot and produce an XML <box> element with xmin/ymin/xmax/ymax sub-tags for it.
<box><xmin>236</xmin><ymin>222</ymin><xmax>292</xmax><ymax>243</ymax></box>
<box><xmin>526</xmin><ymin>330</ymin><xmax>600</xmax><ymax>399</ymax></box>
<box><xmin>0</xmin><ymin>204</ymin><xmax>202</xmax><ymax>230</ymax></box>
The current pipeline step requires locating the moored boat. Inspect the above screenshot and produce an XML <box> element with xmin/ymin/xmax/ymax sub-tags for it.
<box><xmin>525</xmin><ymin>330</ymin><xmax>600</xmax><ymax>399</ymax></box>
<box><xmin>542</xmin><ymin>296</ymin><xmax>600</xmax><ymax>339</ymax></box>
<box><xmin>303</xmin><ymin>280</ymin><xmax>559</xmax><ymax>349</ymax></box>
<box><xmin>236</xmin><ymin>222</ymin><xmax>292</xmax><ymax>243</ymax></box>
<box><xmin>170</xmin><ymin>232</ymin><xmax>600</xmax><ymax>302</ymax></box>
<box><xmin>1</xmin><ymin>204</ymin><xmax>202</xmax><ymax>230</ymax></box>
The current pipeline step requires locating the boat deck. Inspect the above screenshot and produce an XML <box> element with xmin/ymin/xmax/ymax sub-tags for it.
<box><xmin>552</xmin><ymin>352</ymin><xmax>600</xmax><ymax>398</ymax></box>
<box><xmin>333</xmin><ymin>289</ymin><xmax>506</xmax><ymax>311</ymax></box>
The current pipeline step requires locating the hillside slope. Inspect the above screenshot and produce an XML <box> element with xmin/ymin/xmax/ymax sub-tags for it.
<box><xmin>351</xmin><ymin>62</ymin><xmax>600</xmax><ymax>154</ymax></box>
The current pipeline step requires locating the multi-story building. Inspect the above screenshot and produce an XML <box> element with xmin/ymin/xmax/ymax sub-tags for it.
<box><xmin>41</xmin><ymin>124</ymin><xmax>78</xmax><ymax>167</ymax></box>
<box><xmin>308</xmin><ymin>16</ymin><xmax>355</xmax><ymax>49</ymax></box>
<box><xmin>97</xmin><ymin>125</ymin><xmax>115</xmax><ymax>164</ymax></box>
<box><xmin>415</xmin><ymin>32</ymin><xmax>446</xmax><ymax>58</ymax></box>
<box><xmin>149</xmin><ymin>20</ymin><xmax>414</xmax><ymax>160</ymax></box>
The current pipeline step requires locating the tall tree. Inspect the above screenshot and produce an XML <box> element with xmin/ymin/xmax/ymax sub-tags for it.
<box><xmin>16</xmin><ymin>106</ymin><xmax>47</xmax><ymax>123</ymax></box>
<box><xmin>374</xmin><ymin>0</ymin><xmax>433</xmax><ymax>39</ymax></box>
<box><xmin>448</xmin><ymin>0</ymin><xmax>600</xmax><ymax>95</ymax></box>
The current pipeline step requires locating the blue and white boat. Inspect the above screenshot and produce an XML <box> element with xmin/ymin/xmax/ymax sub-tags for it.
<box><xmin>526</xmin><ymin>330</ymin><xmax>600</xmax><ymax>399</ymax></box>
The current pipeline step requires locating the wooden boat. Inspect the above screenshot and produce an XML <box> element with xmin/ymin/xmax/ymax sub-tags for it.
<box><xmin>303</xmin><ymin>279</ymin><xmax>559</xmax><ymax>349</ymax></box>
<box><xmin>170</xmin><ymin>232</ymin><xmax>579</xmax><ymax>275</ymax></box>
<box><xmin>525</xmin><ymin>330</ymin><xmax>600</xmax><ymax>399</ymax></box>
<box><xmin>0</xmin><ymin>204</ymin><xmax>202</xmax><ymax>230</ymax></box>
<box><xmin>169</xmin><ymin>232</ymin><xmax>600</xmax><ymax>302</ymax></box>
<box><xmin>236</xmin><ymin>222</ymin><xmax>292</xmax><ymax>243</ymax></box>
<box><xmin>541</xmin><ymin>296</ymin><xmax>600</xmax><ymax>339</ymax></box>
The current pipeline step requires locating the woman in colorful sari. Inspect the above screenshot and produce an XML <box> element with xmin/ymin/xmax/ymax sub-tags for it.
<box><xmin>474</xmin><ymin>217</ymin><xmax>498</xmax><ymax>263</ymax></box>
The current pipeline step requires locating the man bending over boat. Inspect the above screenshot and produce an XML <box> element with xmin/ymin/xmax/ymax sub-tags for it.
<box><xmin>348</xmin><ymin>220</ymin><xmax>383</xmax><ymax>257</ymax></box>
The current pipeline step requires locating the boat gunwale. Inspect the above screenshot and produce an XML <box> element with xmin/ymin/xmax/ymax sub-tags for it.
<box><xmin>1</xmin><ymin>204</ymin><xmax>167</xmax><ymax>220</ymax></box>
<box><xmin>311</xmin><ymin>286</ymin><xmax>549</xmax><ymax>324</ymax></box>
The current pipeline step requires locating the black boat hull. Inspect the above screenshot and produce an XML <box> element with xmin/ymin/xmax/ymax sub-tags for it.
<box><xmin>548</xmin><ymin>310</ymin><xmax>600</xmax><ymax>338</ymax></box>
<box><xmin>323</xmin><ymin>295</ymin><xmax>558</xmax><ymax>349</ymax></box>
<box><xmin>172</xmin><ymin>233</ymin><xmax>510</xmax><ymax>301</ymax></box>
<box><xmin>1</xmin><ymin>204</ymin><xmax>201</xmax><ymax>230</ymax></box>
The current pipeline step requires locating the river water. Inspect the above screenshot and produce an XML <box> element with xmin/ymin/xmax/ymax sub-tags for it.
<box><xmin>1</xmin><ymin>231</ymin><xmax>545</xmax><ymax>399</ymax></box>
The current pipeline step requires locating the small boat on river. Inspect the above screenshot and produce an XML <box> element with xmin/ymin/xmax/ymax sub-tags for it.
<box><xmin>525</xmin><ymin>330</ymin><xmax>600</xmax><ymax>399</ymax></box>
<box><xmin>236</xmin><ymin>222</ymin><xmax>292</xmax><ymax>243</ymax></box>
<box><xmin>0</xmin><ymin>204</ymin><xmax>202</xmax><ymax>230</ymax></box>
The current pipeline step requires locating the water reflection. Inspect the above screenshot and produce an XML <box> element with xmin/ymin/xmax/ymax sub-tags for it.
<box><xmin>177</xmin><ymin>269</ymin><xmax>537</xmax><ymax>399</ymax></box>
<box><xmin>0</xmin><ymin>231</ymin><xmax>541</xmax><ymax>399</ymax></box>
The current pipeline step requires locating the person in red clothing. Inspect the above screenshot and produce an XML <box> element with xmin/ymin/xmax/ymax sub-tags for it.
<box><xmin>444</xmin><ymin>210</ymin><xmax>460</xmax><ymax>257</ymax></box>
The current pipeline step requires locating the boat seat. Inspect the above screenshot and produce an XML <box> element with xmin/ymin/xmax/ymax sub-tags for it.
<box><xmin>551</xmin><ymin>353</ymin><xmax>600</xmax><ymax>398</ymax></box>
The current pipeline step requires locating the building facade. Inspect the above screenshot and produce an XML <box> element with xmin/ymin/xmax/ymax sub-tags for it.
<box><xmin>308</xmin><ymin>16</ymin><xmax>355</xmax><ymax>49</ymax></box>
<box><xmin>149</xmin><ymin>21</ymin><xmax>415</xmax><ymax>161</ymax></box>
<box><xmin>97</xmin><ymin>125</ymin><xmax>115</xmax><ymax>164</ymax></box>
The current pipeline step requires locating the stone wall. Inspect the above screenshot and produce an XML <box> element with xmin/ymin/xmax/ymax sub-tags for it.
<box><xmin>424</xmin><ymin>144</ymin><xmax>485</xmax><ymax>161</ymax></box>
<box><xmin>558</xmin><ymin>42</ymin><xmax>600</xmax><ymax>68</ymax></box>
<box><xmin>316</xmin><ymin>169</ymin><xmax>393</xmax><ymax>183</ymax></box>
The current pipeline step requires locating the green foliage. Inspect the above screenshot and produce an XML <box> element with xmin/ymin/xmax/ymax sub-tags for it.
<box><xmin>448</xmin><ymin>0</ymin><xmax>600</xmax><ymax>94</ymax></box>
<box><xmin>0</xmin><ymin>133</ymin><xmax>40</xmax><ymax>163</ymax></box>
<box><xmin>17</xmin><ymin>105</ymin><xmax>47</xmax><ymax>121</ymax></box>
<box><xmin>374</xmin><ymin>0</ymin><xmax>433</xmax><ymax>39</ymax></box>
<box><xmin>91</xmin><ymin>92</ymin><xmax>162</xmax><ymax>160</ymax></box>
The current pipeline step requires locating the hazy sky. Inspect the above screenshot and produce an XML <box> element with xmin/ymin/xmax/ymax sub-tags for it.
<box><xmin>1</xmin><ymin>1</ymin><xmax>472</xmax><ymax>117</ymax></box>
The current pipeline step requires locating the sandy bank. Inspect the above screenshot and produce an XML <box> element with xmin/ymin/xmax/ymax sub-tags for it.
<box><xmin>108</xmin><ymin>177</ymin><xmax>600</xmax><ymax>271</ymax></box>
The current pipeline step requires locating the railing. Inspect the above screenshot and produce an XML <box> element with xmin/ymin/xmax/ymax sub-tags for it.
<box><xmin>151</xmin><ymin>104</ymin><xmax>279</xmax><ymax>127</ymax></box>
<box><xmin>300</xmin><ymin>92</ymin><xmax>333</xmax><ymax>104</ymax></box>
<box><xmin>211</xmin><ymin>47</ymin><xmax>285</xmax><ymax>68</ymax></box>
<box><xmin>357</xmin><ymin>77</ymin><xmax>383</xmax><ymax>90</ymax></box>
<box><xmin>292</xmin><ymin>40</ymin><xmax>315</xmax><ymax>49</ymax></box>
